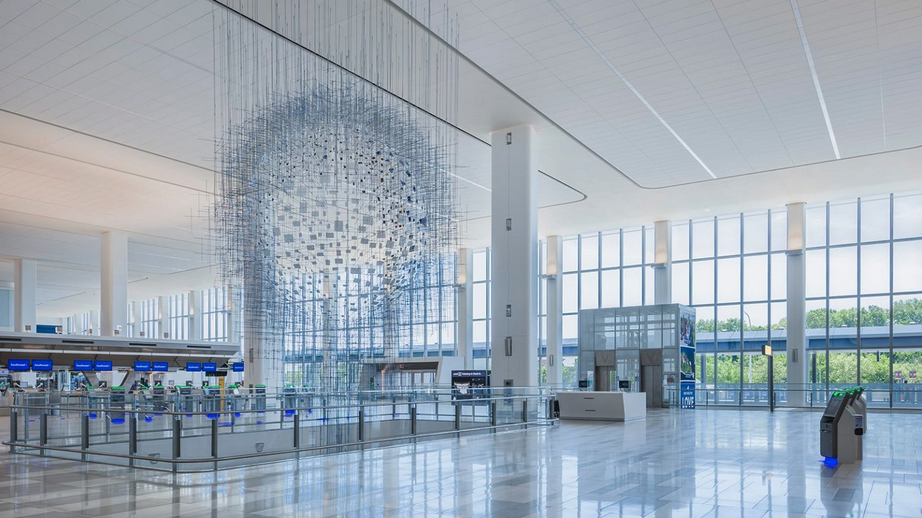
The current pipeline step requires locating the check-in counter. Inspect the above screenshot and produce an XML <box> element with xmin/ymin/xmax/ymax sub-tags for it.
<box><xmin>556</xmin><ymin>391</ymin><xmax>646</xmax><ymax>422</ymax></box>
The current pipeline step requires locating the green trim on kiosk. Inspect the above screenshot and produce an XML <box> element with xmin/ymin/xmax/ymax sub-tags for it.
<box><xmin>111</xmin><ymin>386</ymin><xmax>124</xmax><ymax>391</ymax></box>
<box><xmin>206</xmin><ymin>385</ymin><xmax>220</xmax><ymax>389</ymax></box>
<box><xmin>255</xmin><ymin>384</ymin><xmax>266</xmax><ymax>388</ymax></box>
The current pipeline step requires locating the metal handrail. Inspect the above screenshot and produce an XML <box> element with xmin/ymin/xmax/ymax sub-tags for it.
<box><xmin>3</xmin><ymin>418</ymin><xmax>553</xmax><ymax>472</ymax></box>
<box><xmin>6</xmin><ymin>394</ymin><xmax>557</xmax><ymax>473</ymax></box>
<box><xmin>6</xmin><ymin>393</ymin><xmax>544</xmax><ymax>417</ymax></box>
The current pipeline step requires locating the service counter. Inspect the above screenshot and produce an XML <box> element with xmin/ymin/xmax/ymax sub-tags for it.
<box><xmin>556</xmin><ymin>391</ymin><xmax>646</xmax><ymax>422</ymax></box>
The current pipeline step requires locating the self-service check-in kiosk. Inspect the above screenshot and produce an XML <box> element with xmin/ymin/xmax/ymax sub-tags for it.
<box><xmin>820</xmin><ymin>387</ymin><xmax>866</xmax><ymax>465</ymax></box>
<box><xmin>150</xmin><ymin>385</ymin><xmax>167</xmax><ymax>413</ymax></box>
<box><xmin>254</xmin><ymin>384</ymin><xmax>267</xmax><ymax>411</ymax></box>
<box><xmin>204</xmin><ymin>385</ymin><xmax>221</xmax><ymax>419</ymax></box>
<box><xmin>283</xmin><ymin>386</ymin><xmax>297</xmax><ymax>416</ymax></box>
<box><xmin>178</xmin><ymin>385</ymin><xmax>195</xmax><ymax>415</ymax></box>
<box><xmin>108</xmin><ymin>386</ymin><xmax>127</xmax><ymax>424</ymax></box>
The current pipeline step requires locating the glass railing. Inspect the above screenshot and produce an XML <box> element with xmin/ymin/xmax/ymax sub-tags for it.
<box><xmin>665</xmin><ymin>383</ymin><xmax>922</xmax><ymax>409</ymax></box>
<box><xmin>4</xmin><ymin>388</ymin><xmax>556</xmax><ymax>472</ymax></box>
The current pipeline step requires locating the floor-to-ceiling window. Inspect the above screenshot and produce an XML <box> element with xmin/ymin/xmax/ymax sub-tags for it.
<box><xmin>805</xmin><ymin>193</ymin><xmax>922</xmax><ymax>408</ymax></box>
<box><xmin>672</xmin><ymin>210</ymin><xmax>788</xmax><ymax>406</ymax></box>
<box><xmin>281</xmin><ymin>254</ymin><xmax>458</xmax><ymax>389</ymax></box>
<box><xmin>201</xmin><ymin>287</ymin><xmax>231</xmax><ymax>342</ymax></box>
<box><xmin>138</xmin><ymin>298</ymin><xmax>160</xmax><ymax>339</ymax></box>
<box><xmin>167</xmin><ymin>293</ymin><xmax>190</xmax><ymax>340</ymax></box>
<box><xmin>471</xmin><ymin>248</ymin><xmax>491</xmax><ymax>370</ymax></box>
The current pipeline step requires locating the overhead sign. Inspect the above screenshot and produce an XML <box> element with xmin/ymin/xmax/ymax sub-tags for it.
<box><xmin>73</xmin><ymin>360</ymin><xmax>93</xmax><ymax>371</ymax></box>
<box><xmin>203</xmin><ymin>362</ymin><xmax>217</xmax><ymax>372</ymax></box>
<box><xmin>186</xmin><ymin>362</ymin><xmax>202</xmax><ymax>372</ymax></box>
<box><xmin>134</xmin><ymin>361</ymin><xmax>151</xmax><ymax>372</ymax></box>
<box><xmin>94</xmin><ymin>361</ymin><xmax>113</xmax><ymax>371</ymax></box>
<box><xmin>32</xmin><ymin>359</ymin><xmax>53</xmax><ymax>371</ymax></box>
<box><xmin>7</xmin><ymin>359</ymin><xmax>30</xmax><ymax>371</ymax></box>
<box><xmin>152</xmin><ymin>362</ymin><xmax>169</xmax><ymax>372</ymax></box>
<box><xmin>232</xmin><ymin>363</ymin><xmax>244</xmax><ymax>372</ymax></box>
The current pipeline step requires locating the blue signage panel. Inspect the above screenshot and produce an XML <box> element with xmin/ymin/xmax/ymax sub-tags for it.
<box><xmin>680</xmin><ymin>381</ymin><xmax>696</xmax><ymax>409</ymax></box>
<box><xmin>186</xmin><ymin>362</ymin><xmax>202</xmax><ymax>372</ymax></box>
<box><xmin>94</xmin><ymin>360</ymin><xmax>113</xmax><ymax>371</ymax></box>
<box><xmin>32</xmin><ymin>359</ymin><xmax>53</xmax><ymax>371</ymax></box>
<box><xmin>152</xmin><ymin>362</ymin><xmax>169</xmax><ymax>372</ymax></box>
<box><xmin>8</xmin><ymin>359</ymin><xmax>30</xmax><ymax>371</ymax></box>
<box><xmin>134</xmin><ymin>361</ymin><xmax>151</xmax><ymax>372</ymax></box>
<box><xmin>203</xmin><ymin>362</ymin><xmax>217</xmax><ymax>372</ymax></box>
<box><xmin>73</xmin><ymin>360</ymin><xmax>93</xmax><ymax>371</ymax></box>
<box><xmin>232</xmin><ymin>363</ymin><xmax>244</xmax><ymax>372</ymax></box>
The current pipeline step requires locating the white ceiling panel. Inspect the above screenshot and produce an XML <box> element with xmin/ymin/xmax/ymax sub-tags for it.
<box><xmin>396</xmin><ymin>0</ymin><xmax>922</xmax><ymax>187</ymax></box>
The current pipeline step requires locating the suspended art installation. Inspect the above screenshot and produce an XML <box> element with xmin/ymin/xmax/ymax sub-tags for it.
<box><xmin>213</xmin><ymin>1</ymin><xmax>460</xmax><ymax>390</ymax></box>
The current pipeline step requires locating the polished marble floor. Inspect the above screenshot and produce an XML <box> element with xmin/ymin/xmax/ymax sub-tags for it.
<box><xmin>0</xmin><ymin>408</ymin><xmax>920</xmax><ymax>517</ymax></box>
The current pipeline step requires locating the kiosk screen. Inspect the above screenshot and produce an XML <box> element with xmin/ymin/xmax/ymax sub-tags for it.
<box><xmin>823</xmin><ymin>396</ymin><xmax>843</xmax><ymax>417</ymax></box>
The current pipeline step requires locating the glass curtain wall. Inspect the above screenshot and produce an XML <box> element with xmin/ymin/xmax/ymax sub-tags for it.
<box><xmin>282</xmin><ymin>254</ymin><xmax>458</xmax><ymax>389</ymax></box>
<box><xmin>805</xmin><ymin>193</ymin><xmax>922</xmax><ymax>408</ymax></box>
<box><xmin>168</xmin><ymin>293</ymin><xmax>191</xmax><ymax>340</ymax></box>
<box><xmin>472</xmin><ymin>248</ymin><xmax>491</xmax><ymax>370</ymax></box>
<box><xmin>138</xmin><ymin>298</ymin><xmax>160</xmax><ymax>339</ymax></box>
<box><xmin>201</xmin><ymin>287</ymin><xmax>232</xmax><ymax>342</ymax></box>
<box><xmin>672</xmin><ymin>210</ymin><xmax>788</xmax><ymax>406</ymax></box>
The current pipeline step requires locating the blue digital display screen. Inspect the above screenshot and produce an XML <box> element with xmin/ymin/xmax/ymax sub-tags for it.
<box><xmin>232</xmin><ymin>363</ymin><xmax>244</xmax><ymax>372</ymax></box>
<box><xmin>186</xmin><ymin>362</ymin><xmax>202</xmax><ymax>372</ymax></box>
<box><xmin>152</xmin><ymin>362</ymin><xmax>169</xmax><ymax>372</ymax></box>
<box><xmin>8</xmin><ymin>359</ymin><xmax>30</xmax><ymax>371</ymax></box>
<box><xmin>94</xmin><ymin>361</ymin><xmax>112</xmax><ymax>371</ymax></box>
<box><xmin>133</xmin><ymin>361</ymin><xmax>151</xmax><ymax>371</ymax></box>
<box><xmin>73</xmin><ymin>360</ymin><xmax>93</xmax><ymax>371</ymax></box>
<box><xmin>203</xmin><ymin>362</ymin><xmax>217</xmax><ymax>372</ymax></box>
<box><xmin>32</xmin><ymin>359</ymin><xmax>53</xmax><ymax>371</ymax></box>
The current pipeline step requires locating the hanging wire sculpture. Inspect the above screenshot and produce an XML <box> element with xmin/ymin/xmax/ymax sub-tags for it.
<box><xmin>214</xmin><ymin>1</ymin><xmax>459</xmax><ymax>390</ymax></box>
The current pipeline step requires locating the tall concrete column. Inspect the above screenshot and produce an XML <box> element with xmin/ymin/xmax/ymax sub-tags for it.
<box><xmin>158</xmin><ymin>296</ymin><xmax>170</xmax><ymax>339</ymax></box>
<box><xmin>13</xmin><ymin>259</ymin><xmax>37</xmax><ymax>333</ymax></box>
<box><xmin>490</xmin><ymin>125</ymin><xmax>538</xmax><ymax>388</ymax></box>
<box><xmin>100</xmin><ymin>232</ymin><xmax>128</xmax><ymax>336</ymax></box>
<box><xmin>457</xmin><ymin>248</ymin><xmax>474</xmax><ymax>369</ymax></box>
<box><xmin>227</xmin><ymin>287</ymin><xmax>241</xmax><ymax>344</ymax></box>
<box><xmin>89</xmin><ymin>309</ymin><xmax>99</xmax><ymax>335</ymax></box>
<box><xmin>546</xmin><ymin>236</ymin><xmax>563</xmax><ymax>388</ymax></box>
<box><xmin>653</xmin><ymin>221</ymin><xmax>672</xmax><ymax>304</ymax></box>
<box><xmin>786</xmin><ymin>202</ymin><xmax>807</xmax><ymax>406</ymax></box>
<box><xmin>131</xmin><ymin>302</ymin><xmax>142</xmax><ymax>337</ymax></box>
<box><xmin>189</xmin><ymin>290</ymin><xmax>203</xmax><ymax>341</ymax></box>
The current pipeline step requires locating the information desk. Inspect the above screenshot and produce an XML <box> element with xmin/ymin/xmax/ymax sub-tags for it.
<box><xmin>556</xmin><ymin>391</ymin><xmax>646</xmax><ymax>422</ymax></box>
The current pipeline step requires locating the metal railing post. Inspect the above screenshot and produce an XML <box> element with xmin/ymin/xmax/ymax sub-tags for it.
<box><xmin>491</xmin><ymin>401</ymin><xmax>497</xmax><ymax>431</ymax></box>
<box><xmin>81</xmin><ymin>414</ymin><xmax>89</xmax><ymax>462</ymax></box>
<box><xmin>9</xmin><ymin>410</ymin><xmax>17</xmax><ymax>452</ymax></box>
<box><xmin>358</xmin><ymin>407</ymin><xmax>365</xmax><ymax>442</ymax></box>
<box><xmin>39</xmin><ymin>413</ymin><xmax>48</xmax><ymax>456</ymax></box>
<box><xmin>293</xmin><ymin>412</ymin><xmax>300</xmax><ymax>461</ymax></box>
<box><xmin>129</xmin><ymin>416</ymin><xmax>137</xmax><ymax>468</ymax></box>
<box><xmin>454</xmin><ymin>404</ymin><xmax>461</xmax><ymax>437</ymax></box>
<box><xmin>172</xmin><ymin>418</ymin><xmax>182</xmax><ymax>474</ymax></box>
<box><xmin>522</xmin><ymin>400</ymin><xmax>528</xmax><ymax>429</ymax></box>
<box><xmin>410</xmin><ymin>405</ymin><xmax>417</xmax><ymax>436</ymax></box>
<box><xmin>211</xmin><ymin>418</ymin><xmax>219</xmax><ymax>471</ymax></box>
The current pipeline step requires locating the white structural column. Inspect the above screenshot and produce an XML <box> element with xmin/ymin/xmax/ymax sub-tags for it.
<box><xmin>13</xmin><ymin>259</ymin><xmax>37</xmax><ymax>332</ymax></box>
<box><xmin>786</xmin><ymin>202</ymin><xmax>807</xmax><ymax>405</ymax></box>
<box><xmin>189</xmin><ymin>290</ymin><xmax>203</xmax><ymax>341</ymax></box>
<box><xmin>653</xmin><ymin>220</ymin><xmax>672</xmax><ymax>304</ymax></box>
<box><xmin>490</xmin><ymin>125</ymin><xmax>538</xmax><ymax>388</ymax></box>
<box><xmin>131</xmin><ymin>303</ymin><xmax>143</xmax><ymax>337</ymax></box>
<box><xmin>100</xmin><ymin>232</ymin><xmax>128</xmax><ymax>336</ymax></box>
<box><xmin>158</xmin><ymin>296</ymin><xmax>170</xmax><ymax>339</ymax></box>
<box><xmin>457</xmin><ymin>248</ymin><xmax>474</xmax><ymax>369</ymax></box>
<box><xmin>546</xmin><ymin>236</ymin><xmax>564</xmax><ymax>387</ymax></box>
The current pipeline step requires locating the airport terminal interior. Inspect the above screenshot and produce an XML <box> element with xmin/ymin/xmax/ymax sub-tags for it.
<box><xmin>0</xmin><ymin>0</ymin><xmax>921</xmax><ymax>516</ymax></box>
